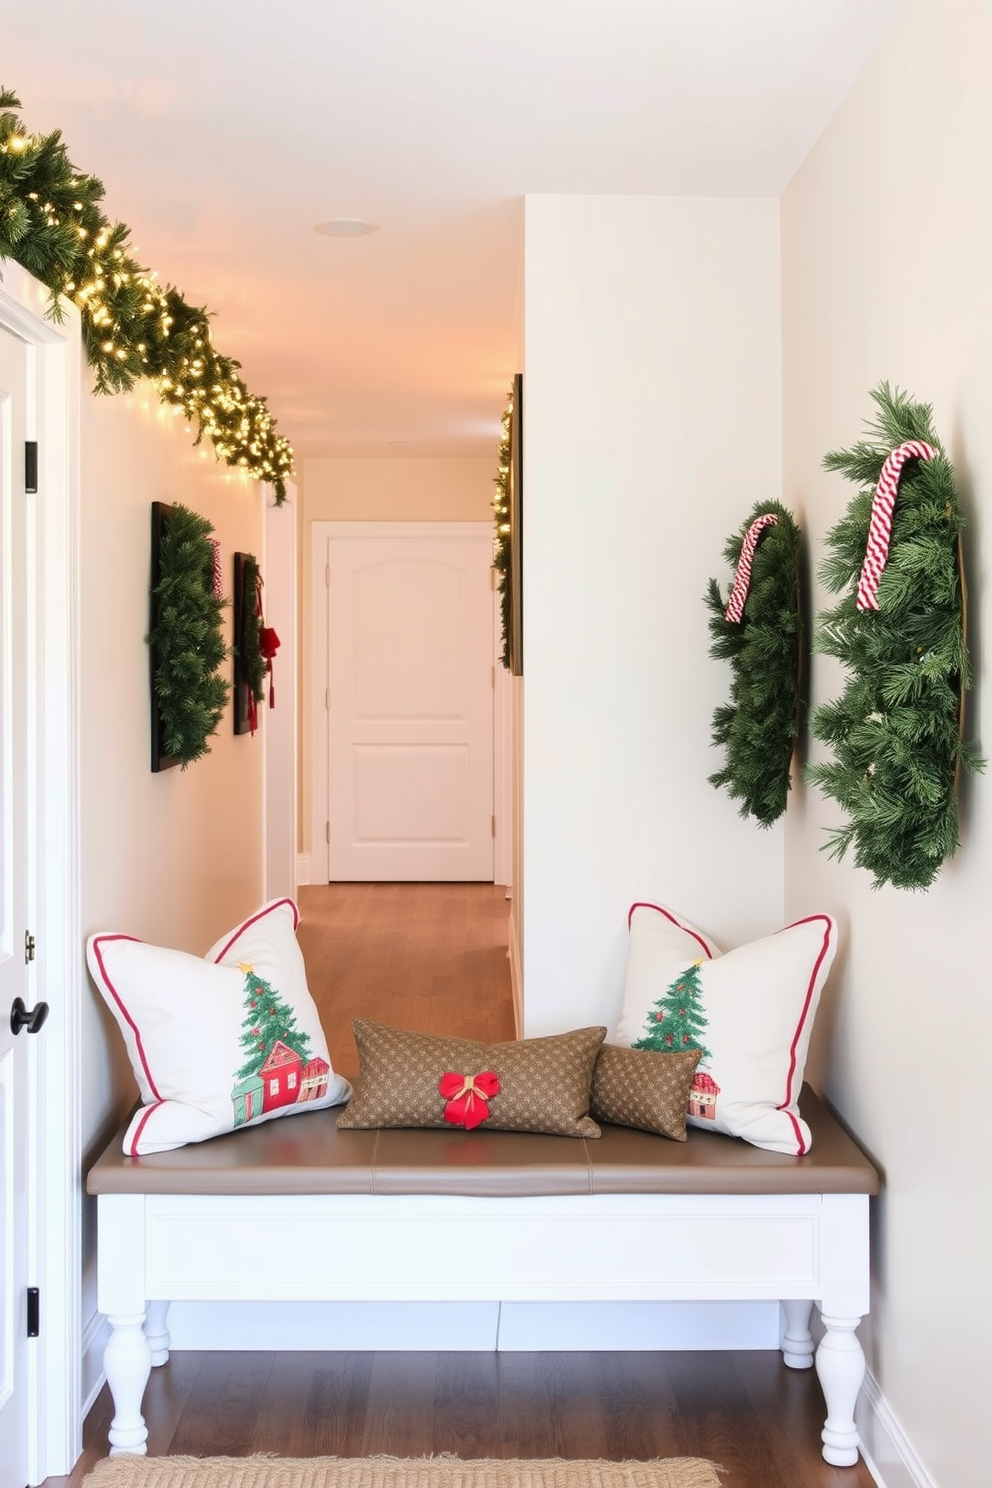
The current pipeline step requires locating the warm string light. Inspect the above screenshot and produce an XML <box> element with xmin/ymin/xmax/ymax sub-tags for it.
<box><xmin>0</xmin><ymin>93</ymin><xmax>294</xmax><ymax>498</ymax></box>
<box><xmin>490</xmin><ymin>391</ymin><xmax>515</xmax><ymax>669</ymax></box>
<box><xmin>491</xmin><ymin>400</ymin><xmax>512</xmax><ymax>553</ymax></box>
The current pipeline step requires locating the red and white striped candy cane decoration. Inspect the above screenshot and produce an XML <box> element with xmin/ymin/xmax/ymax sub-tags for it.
<box><xmin>855</xmin><ymin>440</ymin><xmax>938</xmax><ymax>611</ymax></box>
<box><xmin>724</xmin><ymin>512</ymin><xmax>779</xmax><ymax>623</ymax></box>
<box><xmin>208</xmin><ymin>538</ymin><xmax>223</xmax><ymax>599</ymax></box>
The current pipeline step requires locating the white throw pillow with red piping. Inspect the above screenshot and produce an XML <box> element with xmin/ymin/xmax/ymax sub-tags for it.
<box><xmin>86</xmin><ymin>897</ymin><xmax>351</xmax><ymax>1155</ymax></box>
<box><xmin>614</xmin><ymin>902</ymin><xmax>837</xmax><ymax>1154</ymax></box>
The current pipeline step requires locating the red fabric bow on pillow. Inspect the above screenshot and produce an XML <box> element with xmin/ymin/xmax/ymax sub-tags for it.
<box><xmin>438</xmin><ymin>1070</ymin><xmax>500</xmax><ymax>1129</ymax></box>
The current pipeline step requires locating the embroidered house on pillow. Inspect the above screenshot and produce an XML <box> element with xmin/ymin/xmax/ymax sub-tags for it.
<box><xmin>232</xmin><ymin>1044</ymin><xmax>330</xmax><ymax>1126</ymax></box>
<box><xmin>688</xmin><ymin>1071</ymin><xmax>720</xmax><ymax>1121</ymax></box>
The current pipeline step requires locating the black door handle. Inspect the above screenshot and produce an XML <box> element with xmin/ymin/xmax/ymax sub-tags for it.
<box><xmin>10</xmin><ymin>997</ymin><xmax>49</xmax><ymax>1035</ymax></box>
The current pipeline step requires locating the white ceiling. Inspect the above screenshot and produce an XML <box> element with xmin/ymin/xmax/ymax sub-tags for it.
<box><xmin>4</xmin><ymin>0</ymin><xmax>905</xmax><ymax>466</ymax></box>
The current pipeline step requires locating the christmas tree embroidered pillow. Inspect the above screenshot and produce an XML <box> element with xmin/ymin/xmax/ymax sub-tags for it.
<box><xmin>614</xmin><ymin>903</ymin><xmax>838</xmax><ymax>1155</ymax></box>
<box><xmin>86</xmin><ymin>898</ymin><xmax>351</xmax><ymax>1156</ymax></box>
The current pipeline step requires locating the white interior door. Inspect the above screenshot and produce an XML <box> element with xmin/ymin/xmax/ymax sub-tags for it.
<box><xmin>0</xmin><ymin>325</ymin><xmax>33</xmax><ymax>1488</ymax></box>
<box><xmin>325</xmin><ymin>524</ymin><xmax>494</xmax><ymax>881</ymax></box>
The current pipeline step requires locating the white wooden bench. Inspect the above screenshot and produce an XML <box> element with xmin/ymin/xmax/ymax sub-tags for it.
<box><xmin>87</xmin><ymin>1087</ymin><xmax>878</xmax><ymax>1468</ymax></box>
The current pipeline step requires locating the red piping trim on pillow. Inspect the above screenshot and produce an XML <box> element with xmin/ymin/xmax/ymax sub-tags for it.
<box><xmin>777</xmin><ymin>913</ymin><xmax>835</xmax><ymax>1155</ymax></box>
<box><xmin>90</xmin><ymin>935</ymin><xmax>163</xmax><ymax>1101</ymax></box>
<box><xmin>128</xmin><ymin>1102</ymin><xmax>164</xmax><ymax>1156</ymax></box>
<box><xmin>210</xmin><ymin>897</ymin><xmax>299</xmax><ymax>963</ymax></box>
<box><xmin>784</xmin><ymin>1111</ymin><xmax>806</xmax><ymax>1154</ymax></box>
<box><xmin>627</xmin><ymin>902</ymin><xmax>714</xmax><ymax>959</ymax></box>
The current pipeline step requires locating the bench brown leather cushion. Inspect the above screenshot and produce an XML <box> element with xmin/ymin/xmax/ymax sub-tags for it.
<box><xmin>87</xmin><ymin>1086</ymin><xmax>879</xmax><ymax>1199</ymax></box>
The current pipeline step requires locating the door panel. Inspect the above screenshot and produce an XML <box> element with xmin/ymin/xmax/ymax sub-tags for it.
<box><xmin>353</xmin><ymin>559</ymin><xmax>469</xmax><ymax>718</ymax></box>
<box><xmin>354</xmin><ymin>744</ymin><xmax>470</xmax><ymax>840</ymax></box>
<box><xmin>0</xmin><ymin>325</ymin><xmax>30</xmax><ymax>1488</ymax></box>
<box><xmin>327</xmin><ymin>528</ymin><xmax>494</xmax><ymax>881</ymax></box>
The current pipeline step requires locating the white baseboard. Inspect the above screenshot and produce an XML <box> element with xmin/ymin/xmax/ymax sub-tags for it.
<box><xmin>81</xmin><ymin>1307</ymin><xmax>110</xmax><ymax>1417</ymax></box>
<box><xmin>496</xmin><ymin>1300</ymin><xmax>778</xmax><ymax>1351</ymax></box>
<box><xmin>169</xmin><ymin>1301</ymin><xmax>499</xmax><ymax>1351</ymax></box>
<box><xmin>856</xmin><ymin>1368</ymin><xmax>938</xmax><ymax>1488</ymax></box>
<box><xmin>296</xmin><ymin>853</ymin><xmax>311</xmax><ymax>887</ymax></box>
<box><xmin>164</xmin><ymin>1299</ymin><xmax>779</xmax><ymax>1353</ymax></box>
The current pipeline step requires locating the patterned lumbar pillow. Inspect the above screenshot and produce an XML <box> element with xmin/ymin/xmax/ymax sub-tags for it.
<box><xmin>87</xmin><ymin>898</ymin><xmax>351</xmax><ymax>1155</ymax></box>
<box><xmin>614</xmin><ymin>902</ymin><xmax>838</xmax><ymax>1154</ymax></box>
<box><xmin>590</xmin><ymin>1045</ymin><xmax>702</xmax><ymax>1141</ymax></box>
<box><xmin>337</xmin><ymin>1020</ymin><xmax>606</xmax><ymax>1137</ymax></box>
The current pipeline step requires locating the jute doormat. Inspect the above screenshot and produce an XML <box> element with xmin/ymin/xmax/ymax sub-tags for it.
<box><xmin>83</xmin><ymin>1457</ymin><xmax>723</xmax><ymax>1488</ymax></box>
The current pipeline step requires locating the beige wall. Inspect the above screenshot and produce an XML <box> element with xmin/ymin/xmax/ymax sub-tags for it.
<box><xmin>298</xmin><ymin>456</ymin><xmax>496</xmax><ymax>862</ymax></box>
<box><xmin>79</xmin><ymin>387</ymin><xmax>264</xmax><ymax>1317</ymax></box>
<box><xmin>781</xmin><ymin>0</ymin><xmax>991</xmax><ymax>1479</ymax></box>
<box><xmin>519</xmin><ymin>195</ymin><xmax>785</xmax><ymax>1036</ymax></box>
<box><xmin>304</xmin><ymin>457</ymin><xmax>496</xmax><ymax>523</ymax></box>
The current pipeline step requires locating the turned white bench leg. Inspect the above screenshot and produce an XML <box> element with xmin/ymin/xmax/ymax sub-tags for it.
<box><xmin>104</xmin><ymin>1312</ymin><xmax>151</xmax><ymax>1456</ymax></box>
<box><xmin>781</xmin><ymin>1299</ymin><xmax>815</xmax><ymax>1369</ymax></box>
<box><xmin>144</xmin><ymin>1300</ymin><xmax>171</xmax><ymax>1367</ymax></box>
<box><xmin>816</xmin><ymin>1313</ymin><xmax>866</xmax><ymax>1467</ymax></box>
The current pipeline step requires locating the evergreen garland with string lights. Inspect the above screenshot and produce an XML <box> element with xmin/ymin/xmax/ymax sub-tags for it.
<box><xmin>0</xmin><ymin>87</ymin><xmax>293</xmax><ymax>500</ymax></box>
<box><xmin>704</xmin><ymin>500</ymin><xmax>803</xmax><ymax>827</ymax></box>
<box><xmin>492</xmin><ymin>392</ymin><xmax>512</xmax><ymax>668</ymax></box>
<box><xmin>807</xmin><ymin>383</ymin><xmax>983</xmax><ymax>890</ymax></box>
<box><xmin>148</xmin><ymin>504</ymin><xmax>229</xmax><ymax>768</ymax></box>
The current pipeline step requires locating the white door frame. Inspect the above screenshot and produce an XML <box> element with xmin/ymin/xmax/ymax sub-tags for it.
<box><xmin>263</xmin><ymin>480</ymin><xmax>298</xmax><ymax>901</ymax></box>
<box><xmin>0</xmin><ymin>264</ymin><xmax>83</xmax><ymax>1480</ymax></box>
<box><xmin>309</xmin><ymin>520</ymin><xmax>504</xmax><ymax>886</ymax></box>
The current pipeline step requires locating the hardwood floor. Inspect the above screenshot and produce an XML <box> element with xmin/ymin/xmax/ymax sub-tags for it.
<box><xmin>54</xmin><ymin>1348</ymin><xmax>874</xmax><ymax>1488</ymax></box>
<box><xmin>50</xmin><ymin>884</ymin><xmax>876</xmax><ymax>1488</ymax></box>
<box><xmin>296</xmin><ymin>883</ymin><xmax>518</xmax><ymax>1081</ymax></box>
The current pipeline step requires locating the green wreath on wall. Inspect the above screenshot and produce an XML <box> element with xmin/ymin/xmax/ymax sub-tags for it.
<box><xmin>148</xmin><ymin>503</ymin><xmax>229</xmax><ymax>769</ymax></box>
<box><xmin>238</xmin><ymin>553</ymin><xmax>267</xmax><ymax>706</ymax></box>
<box><xmin>806</xmin><ymin>383</ymin><xmax>983</xmax><ymax>890</ymax></box>
<box><xmin>704</xmin><ymin>499</ymin><xmax>803</xmax><ymax>827</ymax></box>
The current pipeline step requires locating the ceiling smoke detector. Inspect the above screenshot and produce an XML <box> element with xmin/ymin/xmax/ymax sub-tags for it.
<box><xmin>314</xmin><ymin>218</ymin><xmax>378</xmax><ymax>238</ymax></box>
